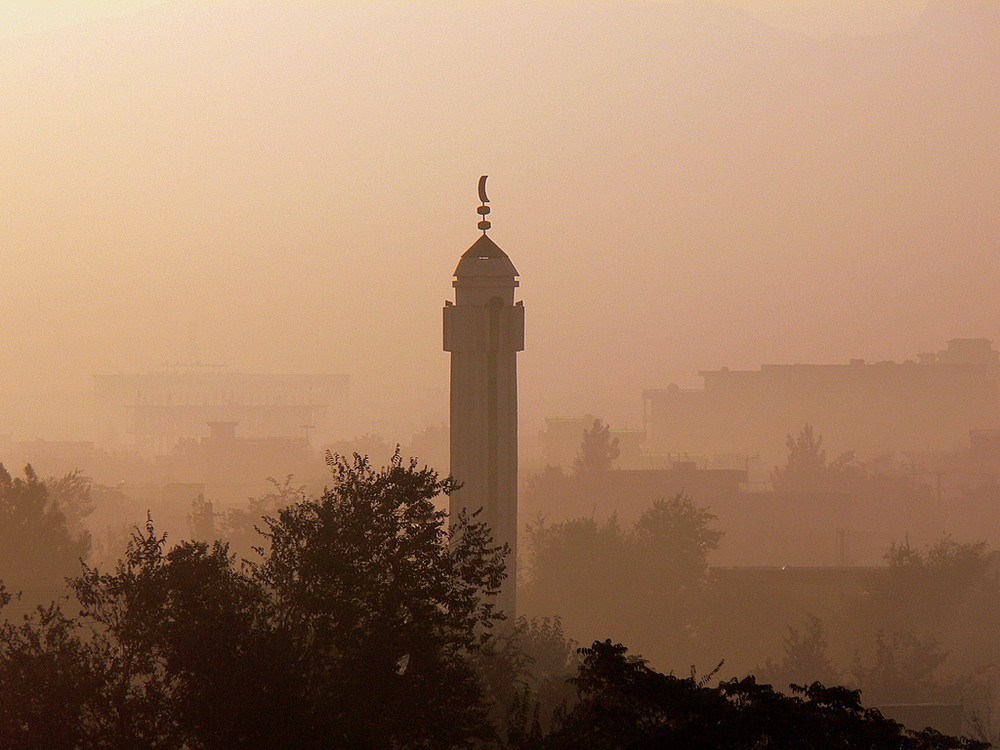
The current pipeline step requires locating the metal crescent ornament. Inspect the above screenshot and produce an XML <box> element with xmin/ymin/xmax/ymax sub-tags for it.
<box><xmin>476</xmin><ymin>175</ymin><xmax>492</xmax><ymax>232</ymax></box>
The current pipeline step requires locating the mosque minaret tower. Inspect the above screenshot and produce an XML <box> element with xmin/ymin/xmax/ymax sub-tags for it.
<box><xmin>443</xmin><ymin>176</ymin><xmax>524</xmax><ymax>617</ymax></box>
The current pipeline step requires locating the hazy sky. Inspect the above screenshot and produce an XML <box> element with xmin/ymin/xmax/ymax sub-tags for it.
<box><xmin>1</xmin><ymin>1</ymin><xmax>997</xmax><ymax>443</ymax></box>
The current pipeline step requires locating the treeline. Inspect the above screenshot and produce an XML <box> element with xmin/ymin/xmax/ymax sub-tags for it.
<box><xmin>522</xmin><ymin>423</ymin><xmax>1000</xmax><ymax>707</ymax></box>
<box><xmin>521</xmin><ymin>499</ymin><xmax>1000</xmax><ymax>712</ymax></box>
<box><xmin>0</xmin><ymin>456</ymin><xmax>987</xmax><ymax>748</ymax></box>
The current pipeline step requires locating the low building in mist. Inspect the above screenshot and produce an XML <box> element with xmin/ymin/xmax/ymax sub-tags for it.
<box><xmin>93</xmin><ymin>368</ymin><xmax>348</xmax><ymax>453</ymax></box>
<box><xmin>3</xmin><ymin>421</ymin><xmax>327</xmax><ymax>548</ymax></box>
<box><xmin>644</xmin><ymin>339</ymin><xmax>1000</xmax><ymax>471</ymax></box>
<box><xmin>151</xmin><ymin>420</ymin><xmax>318</xmax><ymax>501</ymax></box>
<box><xmin>4</xmin><ymin>439</ymin><xmax>102</xmax><ymax>476</ymax></box>
<box><xmin>521</xmin><ymin>463</ymin><xmax>746</xmax><ymax>525</ymax></box>
<box><xmin>900</xmin><ymin>428</ymin><xmax>1000</xmax><ymax>532</ymax></box>
<box><xmin>0</xmin><ymin>437</ymin><xmax>148</xmax><ymax>484</ymax></box>
<box><xmin>105</xmin><ymin>421</ymin><xmax>325</xmax><ymax>536</ymax></box>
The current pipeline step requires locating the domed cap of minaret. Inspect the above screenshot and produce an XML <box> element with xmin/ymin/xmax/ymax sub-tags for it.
<box><xmin>454</xmin><ymin>233</ymin><xmax>519</xmax><ymax>278</ymax></box>
<box><xmin>454</xmin><ymin>175</ymin><xmax>519</xmax><ymax>278</ymax></box>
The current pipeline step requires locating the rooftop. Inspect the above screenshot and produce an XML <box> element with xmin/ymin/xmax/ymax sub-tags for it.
<box><xmin>454</xmin><ymin>234</ymin><xmax>519</xmax><ymax>277</ymax></box>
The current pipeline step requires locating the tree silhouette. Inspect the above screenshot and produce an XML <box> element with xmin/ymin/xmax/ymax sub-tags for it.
<box><xmin>0</xmin><ymin>453</ymin><xmax>509</xmax><ymax>749</ymax></box>
<box><xmin>45</xmin><ymin>469</ymin><xmax>96</xmax><ymax>540</ymax></box>
<box><xmin>539</xmin><ymin>639</ymin><xmax>985</xmax><ymax>749</ymax></box>
<box><xmin>522</xmin><ymin>493</ymin><xmax>721</xmax><ymax>668</ymax></box>
<box><xmin>633</xmin><ymin>493</ymin><xmax>723</xmax><ymax>588</ymax></box>
<box><xmin>250</xmin><ymin>451</ymin><xmax>507</xmax><ymax>749</ymax></box>
<box><xmin>755</xmin><ymin>615</ymin><xmax>841</xmax><ymax>691</ymax></box>
<box><xmin>771</xmin><ymin>424</ymin><xmax>828</xmax><ymax>492</ymax></box>
<box><xmin>573</xmin><ymin>419</ymin><xmax>620</xmax><ymax>475</ymax></box>
<box><xmin>0</xmin><ymin>464</ymin><xmax>91</xmax><ymax>607</ymax></box>
<box><xmin>2</xmin><ymin>455</ymin><xmax>982</xmax><ymax>748</ymax></box>
<box><xmin>212</xmin><ymin>474</ymin><xmax>309</xmax><ymax>560</ymax></box>
<box><xmin>850</xmin><ymin>629</ymin><xmax>952</xmax><ymax>707</ymax></box>
<box><xmin>474</xmin><ymin>615</ymin><xmax>580</xmax><ymax>744</ymax></box>
<box><xmin>0</xmin><ymin>601</ymin><xmax>106</xmax><ymax>750</ymax></box>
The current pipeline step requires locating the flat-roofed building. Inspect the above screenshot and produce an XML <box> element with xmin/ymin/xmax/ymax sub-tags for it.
<box><xmin>644</xmin><ymin>339</ymin><xmax>1000</xmax><ymax>471</ymax></box>
<box><xmin>93</xmin><ymin>369</ymin><xmax>348</xmax><ymax>453</ymax></box>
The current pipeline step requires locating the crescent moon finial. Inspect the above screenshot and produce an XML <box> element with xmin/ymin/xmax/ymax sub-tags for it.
<box><xmin>476</xmin><ymin>175</ymin><xmax>491</xmax><ymax>233</ymax></box>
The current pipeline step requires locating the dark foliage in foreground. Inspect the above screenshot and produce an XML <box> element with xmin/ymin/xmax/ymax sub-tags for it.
<box><xmin>1</xmin><ymin>453</ymin><xmax>506</xmax><ymax>750</ymax></box>
<box><xmin>514</xmin><ymin>639</ymin><xmax>988</xmax><ymax>750</ymax></box>
<box><xmin>0</xmin><ymin>456</ymin><xmax>987</xmax><ymax>749</ymax></box>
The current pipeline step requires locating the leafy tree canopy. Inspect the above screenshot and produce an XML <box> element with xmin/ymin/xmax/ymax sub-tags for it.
<box><xmin>536</xmin><ymin>639</ymin><xmax>986</xmax><ymax>750</ymax></box>
<box><xmin>850</xmin><ymin>629</ymin><xmax>953</xmax><ymax>707</ymax></box>
<box><xmin>771</xmin><ymin>425</ymin><xmax>929</xmax><ymax>503</ymax></box>
<box><xmin>886</xmin><ymin>536</ymin><xmax>991</xmax><ymax>574</ymax></box>
<box><xmin>573</xmin><ymin>419</ymin><xmax>620</xmax><ymax>476</ymax></box>
<box><xmin>522</xmin><ymin>493</ymin><xmax>722</xmax><ymax>669</ymax></box>
<box><xmin>756</xmin><ymin>615</ymin><xmax>841</xmax><ymax>691</ymax></box>
<box><xmin>0</xmin><ymin>453</ymin><xmax>509</xmax><ymax>750</ymax></box>
<box><xmin>0</xmin><ymin>464</ymin><xmax>91</xmax><ymax>606</ymax></box>
<box><xmin>771</xmin><ymin>424</ymin><xmax>830</xmax><ymax>492</ymax></box>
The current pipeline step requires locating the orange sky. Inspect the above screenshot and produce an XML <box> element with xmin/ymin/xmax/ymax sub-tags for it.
<box><xmin>1</xmin><ymin>1</ymin><xmax>997</xmax><ymax>444</ymax></box>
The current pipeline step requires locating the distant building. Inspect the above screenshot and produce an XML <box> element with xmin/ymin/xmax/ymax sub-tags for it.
<box><xmin>521</xmin><ymin>464</ymin><xmax>746</xmax><ymax>526</ymax></box>
<box><xmin>901</xmin><ymin>428</ymin><xmax>1000</xmax><ymax>533</ymax></box>
<box><xmin>6</xmin><ymin>439</ymin><xmax>100</xmax><ymax>475</ymax></box>
<box><xmin>152</xmin><ymin>420</ymin><xmax>316</xmax><ymax>502</ymax></box>
<box><xmin>93</xmin><ymin>369</ymin><xmax>348</xmax><ymax>453</ymax></box>
<box><xmin>644</xmin><ymin>339</ymin><xmax>1000</xmax><ymax>470</ymax></box>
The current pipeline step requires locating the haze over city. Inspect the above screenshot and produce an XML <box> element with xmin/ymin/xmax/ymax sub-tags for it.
<box><xmin>2</xmin><ymin>2</ymin><xmax>1000</xmax><ymax>747</ymax></box>
<box><xmin>2</xmin><ymin>0</ymin><xmax>996</xmax><ymax>444</ymax></box>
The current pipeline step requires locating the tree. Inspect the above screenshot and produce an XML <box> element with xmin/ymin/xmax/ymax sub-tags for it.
<box><xmin>522</xmin><ymin>493</ymin><xmax>722</xmax><ymax>669</ymax></box>
<box><xmin>404</xmin><ymin>423</ymin><xmax>450</xmax><ymax>475</ymax></box>
<box><xmin>770</xmin><ymin>426</ymin><xmax>925</xmax><ymax>501</ymax></box>
<box><xmin>74</xmin><ymin>522</ymin><xmax>188</xmax><ymax>748</ymax></box>
<box><xmin>211</xmin><ymin>474</ymin><xmax>310</xmax><ymax>560</ymax></box>
<box><xmin>248</xmin><ymin>451</ymin><xmax>508</xmax><ymax>749</ymax></box>
<box><xmin>514</xmin><ymin>616</ymin><xmax>580</xmax><ymax>681</ymax></box>
<box><xmin>0</xmin><ymin>464</ymin><xmax>91</xmax><ymax>607</ymax></box>
<box><xmin>874</xmin><ymin>536</ymin><xmax>995</xmax><ymax>635</ymax></box>
<box><xmin>755</xmin><ymin>615</ymin><xmax>840</xmax><ymax>691</ymax></box>
<box><xmin>0</xmin><ymin>601</ymin><xmax>106</xmax><ymax>750</ymax></box>
<box><xmin>46</xmin><ymin>469</ymin><xmax>96</xmax><ymax>540</ymax></box>
<box><xmin>850</xmin><ymin>629</ymin><xmax>953</xmax><ymax>706</ymax></box>
<box><xmin>633</xmin><ymin>494</ymin><xmax>723</xmax><ymax>589</ymax></box>
<box><xmin>475</xmin><ymin>615</ymin><xmax>581</xmax><ymax>745</ymax></box>
<box><xmin>324</xmin><ymin>433</ymin><xmax>398</xmax><ymax>468</ymax></box>
<box><xmin>771</xmin><ymin>424</ymin><xmax>829</xmax><ymax>492</ymax></box>
<box><xmin>853</xmin><ymin>536</ymin><xmax>998</xmax><ymax>714</ymax></box>
<box><xmin>0</xmin><ymin>452</ymin><xmax>509</xmax><ymax>750</ymax></box>
<box><xmin>522</xmin><ymin>515</ymin><xmax>631</xmax><ymax>641</ymax></box>
<box><xmin>886</xmin><ymin>536</ymin><xmax>990</xmax><ymax>577</ymax></box>
<box><xmin>539</xmin><ymin>639</ymin><xmax>985</xmax><ymax>750</ymax></box>
<box><xmin>573</xmin><ymin>419</ymin><xmax>620</xmax><ymax>476</ymax></box>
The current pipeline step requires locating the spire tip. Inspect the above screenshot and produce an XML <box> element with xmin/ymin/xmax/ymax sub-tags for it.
<box><xmin>477</xmin><ymin>175</ymin><xmax>491</xmax><ymax>233</ymax></box>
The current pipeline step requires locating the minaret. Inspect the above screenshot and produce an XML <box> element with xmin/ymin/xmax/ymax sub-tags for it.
<box><xmin>443</xmin><ymin>176</ymin><xmax>524</xmax><ymax>617</ymax></box>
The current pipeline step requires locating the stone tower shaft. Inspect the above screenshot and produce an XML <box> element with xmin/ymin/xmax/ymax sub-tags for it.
<box><xmin>444</xmin><ymin>232</ymin><xmax>524</xmax><ymax>617</ymax></box>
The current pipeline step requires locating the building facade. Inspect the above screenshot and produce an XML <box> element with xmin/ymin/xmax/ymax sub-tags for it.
<box><xmin>93</xmin><ymin>369</ymin><xmax>348</xmax><ymax>453</ymax></box>
<box><xmin>644</xmin><ymin>339</ymin><xmax>1000</xmax><ymax>469</ymax></box>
